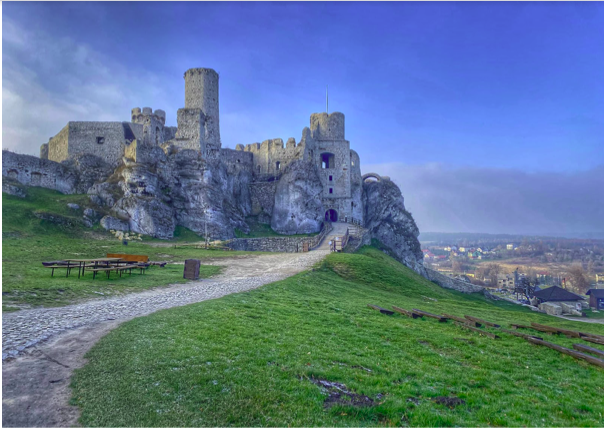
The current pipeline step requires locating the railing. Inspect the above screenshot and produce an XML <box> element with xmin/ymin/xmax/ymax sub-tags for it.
<box><xmin>309</xmin><ymin>221</ymin><xmax>333</xmax><ymax>251</ymax></box>
<box><xmin>342</xmin><ymin>216</ymin><xmax>363</xmax><ymax>227</ymax></box>
<box><xmin>330</xmin><ymin>227</ymin><xmax>350</xmax><ymax>252</ymax></box>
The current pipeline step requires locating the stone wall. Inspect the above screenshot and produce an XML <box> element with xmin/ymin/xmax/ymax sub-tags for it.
<box><xmin>48</xmin><ymin>124</ymin><xmax>70</xmax><ymax>163</ymax></box>
<box><xmin>424</xmin><ymin>268</ymin><xmax>485</xmax><ymax>294</ymax></box>
<box><xmin>224</xmin><ymin>222</ymin><xmax>331</xmax><ymax>253</ymax></box>
<box><xmin>310</xmin><ymin>112</ymin><xmax>345</xmax><ymax>140</ymax></box>
<box><xmin>40</xmin><ymin>143</ymin><xmax>49</xmax><ymax>160</ymax></box>
<box><xmin>48</xmin><ymin>122</ymin><xmax>130</xmax><ymax>167</ymax></box>
<box><xmin>183</xmin><ymin>68</ymin><xmax>221</xmax><ymax>159</ymax></box>
<box><xmin>2</xmin><ymin>151</ymin><xmax>77</xmax><ymax>194</ymax></box>
<box><xmin>242</xmin><ymin>137</ymin><xmax>304</xmax><ymax>180</ymax></box>
<box><xmin>249</xmin><ymin>182</ymin><xmax>277</xmax><ymax>217</ymax></box>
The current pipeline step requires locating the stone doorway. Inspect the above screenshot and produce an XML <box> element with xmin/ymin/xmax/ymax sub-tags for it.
<box><xmin>325</xmin><ymin>209</ymin><xmax>338</xmax><ymax>222</ymax></box>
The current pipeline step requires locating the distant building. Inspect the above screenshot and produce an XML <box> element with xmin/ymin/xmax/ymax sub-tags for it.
<box><xmin>533</xmin><ymin>286</ymin><xmax>585</xmax><ymax>304</ymax></box>
<box><xmin>586</xmin><ymin>289</ymin><xmax>604</xmax><ymax>310</ymax></box>
<box><xmin>459</xmin><ymin>247</ymin><xmax>466</xmax><ymax>253</ymax></box>
<box><xmin>506</xmin><ymin>244</ymin><xmax>514</xmax><ymax>250</ymax></box>
<box><xmin>497</xmin><ymin>274</ymin><xmax>515</xmax><ymax>289</ymax></box>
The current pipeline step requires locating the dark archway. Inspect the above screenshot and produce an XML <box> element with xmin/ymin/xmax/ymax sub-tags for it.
<box><xmin>321</xmin><ymin>152</ymin><xmax>335</xmax><ymax>169</ymax></box>
<box><xmin>325</xmin><ymin>209</ymin><xmax>338</xmax><ymax>222</ymax></box>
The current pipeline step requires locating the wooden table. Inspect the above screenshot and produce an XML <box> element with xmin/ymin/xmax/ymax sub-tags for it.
<box><xmin>63</xmin><ymin>258</ymin><xmax>123</xmax><ymax>278</ymax></box>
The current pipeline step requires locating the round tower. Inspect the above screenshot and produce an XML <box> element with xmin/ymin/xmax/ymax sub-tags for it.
<box><xmin>183</xmin><ymin>68</ymin><xmax>221</xmax><ymax>155</ymax></box>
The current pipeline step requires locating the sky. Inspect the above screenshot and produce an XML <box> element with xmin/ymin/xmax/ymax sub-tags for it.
<box><xmin>3</xmin><ymin>2</ymin><xmax>603</xmax><ymax>237</ymax></box>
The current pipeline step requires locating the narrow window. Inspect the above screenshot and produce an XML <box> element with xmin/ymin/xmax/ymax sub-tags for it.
<box><xmin>276</xmin><ymin>161</ymin><xmax>281</xmax><ymax>170</ymax></box>
<box><xmin>351</xmin><ymin>201</ymin><xmax>354</xmax><ymax>208</ymax></box>
<box><xmin>96</xmin><ymin>137</ymin><xmax>105</xmax><ymax>145</ymax></box>
<box><xmin>329</xmin><ymin>188</ymin><xmax>333</xmax><ymax>194</ymax></box>
<box><xmin>329</xmin><ymin>175</ymin><xmax>333</xmax><ymax>181</ymax></box>
<box><xmin>257</xmin><ymin>165</ymin><xmax>261</xmax><ymax>172</ymax></box>
<box><xmin>351</xmin><ymin>160</ymin><xmax>355</xmax><ymax>166</ymax></box>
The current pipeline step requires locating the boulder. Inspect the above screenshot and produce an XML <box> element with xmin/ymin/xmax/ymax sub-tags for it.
<box><xmin>115</xmin><ymin>196</ymin><xmax>175</xmax><ymax>239</ymax></box>
<box><xmin>100</xmin><ymin>215</ymin><xmax>129</xmax><ymax>232</ymax></box>
<box><xmin>363</xmin><ymin>179</ymin><xmax>424</xmax><ymax>274</ymax></box>
<box><xmin>539</xmin><ymin>302</ymin><xmax>563</xmax><ymax>316</ymax></box>
<box><xmin>67</xmin><ymin>203</ymin><xmax>80</xmax><ymax>210</ymax></box>
<box><xmin>271</xmin><ymin>160</ymin><xmax>324</xmax><ymax>234</ymax></box>
<box><xmin>83</xmin><ymin>208</ymin><xmax>102</xmax><ymax>221</ymax></box>
<box><xmin>2</xmin><ymin>180</ymin><xmax>26</xmax><ymax>198</ymax></box>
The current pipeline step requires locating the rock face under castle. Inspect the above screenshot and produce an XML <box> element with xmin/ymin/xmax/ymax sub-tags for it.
<box><xmin>3</xmin><ymin>68</ymin><xmax>425</xmax><ymax>275</ymax></box>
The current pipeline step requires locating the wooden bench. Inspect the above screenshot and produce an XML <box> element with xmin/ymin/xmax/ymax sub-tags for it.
<box><xmin>107</xmin><ymin>253</ymin><xmax>149</xmax><ymax>263</ymax></box>
<box><xmin>412</xmin><ymin>309</ymin><xmax>448</xmax><ymax>322</ymax></box>
<box><xmin>44</xmin><ymin>265</ymin><xmax>74</xmax><ymax>277</ymax></box>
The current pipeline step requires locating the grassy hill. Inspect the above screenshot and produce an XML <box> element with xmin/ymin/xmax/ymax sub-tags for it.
<box><xmin>70</xmin><ymin>247</ymin><xmax>604</xmax><ymax>427</ymax></box>
<box><xmin>1</xmin><ymin>187</ymin><xmax>255</xmax><ymax>309</ymax></box>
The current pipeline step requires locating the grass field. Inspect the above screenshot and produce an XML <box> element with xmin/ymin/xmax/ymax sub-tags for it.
<box><xmin>70</xmin><ymin>247</ymin><xmax>604</xmax><ymax>427</ymax></box>
<box><xmin>2</xmin><ymin>187</ymin><xmax>257</xmax><ymax>309</ymax></box>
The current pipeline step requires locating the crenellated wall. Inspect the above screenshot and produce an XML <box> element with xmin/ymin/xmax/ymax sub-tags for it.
<box><xmin>241</xmin><ymin>137</ymin><xmax>305</xmax><ymax>180</ymax></box>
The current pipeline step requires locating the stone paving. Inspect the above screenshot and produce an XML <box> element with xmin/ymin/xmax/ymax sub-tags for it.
<box><xmin>2</xmin><ymin>250</ymin><xmax>330</xmax><ymax>360</ymax></box>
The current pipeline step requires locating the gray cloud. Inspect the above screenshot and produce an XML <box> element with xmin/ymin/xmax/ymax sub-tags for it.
<box><xmin>2</xmin><ymin>18</ymin><xmax>179</xmax><ymax>156</ymax></box>
<box><xmin>363</xmin><ymin>162</ymin><xmax>604</xmax><ymax>237</ymax></box>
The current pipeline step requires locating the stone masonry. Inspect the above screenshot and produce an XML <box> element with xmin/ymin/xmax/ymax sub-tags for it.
<box><xmin>2</xmin><ymin>67</ymin><xmax>467</xmax><ymax>292</ymax></box>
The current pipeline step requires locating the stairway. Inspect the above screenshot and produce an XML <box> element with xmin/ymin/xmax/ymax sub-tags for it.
<box><xmin>315</xmin><ymin>222</ymin><xmax>350</xmax><ymax>251</ymax></box>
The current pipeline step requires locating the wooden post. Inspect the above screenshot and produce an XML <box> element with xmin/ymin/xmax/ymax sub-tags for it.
<box><xmin>464</xmin><ymin>315</ymin><xmax>500</xmax><ymax>328</ymax></box>
<box><xmin>443</xmin><ymin>313</ymin><xmax>481</xmax><ymax>327</ymax></box>
<box><xmin>527</xmin><ymin>337</ymin><xmax>604</xmax><ymax>369</ymax></box>
<box><xmin>454</xmin><ymin>322</ymin><xmax>500</xmax><ymax>339</ymax></box>
<box><xmin>367</xmin><ymin>304</ymin><xmax>394</xmax><ymax>315</ymax></box>
<box><xmin>573</xmin><ymin>343</ymin><xmax>604</xmax><ymax>358</ymax></box>
<box><xmin>500</xmin><ymin>328</ymin><xmax>543</xmax><ymax>341</ymax></box>
<box><xmin>412</xmin><ymin>309</ymin><xmax>448</xmax><ymax>322</ymax></box>
<box><xmin>392</xmin><ymin>306</ymin><xmax>422</xmax><ymax>318</ymax></box>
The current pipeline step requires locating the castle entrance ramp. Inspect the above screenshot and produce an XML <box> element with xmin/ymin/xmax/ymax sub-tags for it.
<box><xmin>315</xmin><ymin>222</ymin><xmax>349</xmax><ymax>251</ymax></box>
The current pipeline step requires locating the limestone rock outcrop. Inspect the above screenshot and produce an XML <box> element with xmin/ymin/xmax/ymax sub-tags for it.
<box><xmin>271</xmin><ymin>160</ymin><xmax>324</xmax><ymax>234</ymax></box>
<box><xmin>363</xmin><ymin>179</ymin><xmax>425</xmax><ymax>275</ymax></box>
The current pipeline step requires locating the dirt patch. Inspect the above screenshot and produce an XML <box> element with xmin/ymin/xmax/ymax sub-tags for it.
<box><xmin>310</xmin><ymin>378</ymin><xmax>375</xmax><ymax>408</ymax></box>
<box><xmin>431</xmin><ymin>396</ymin><xmax>466</xmax><ymax>408</ymax></box>
<box><xmin>2</xmin><ymin>319</ymin><xmax>124</xmax><ymax>427</ymax></box>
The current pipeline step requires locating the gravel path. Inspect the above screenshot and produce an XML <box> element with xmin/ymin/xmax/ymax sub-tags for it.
<box><xmin>2</xmin><ymin>249</ymin><xmax>329</xmax><ymax>427</ymax></box>
<box><xmin>2</xmin><ymin>250</ymin><xmax>329</xmax><ymax>360</ymax></box>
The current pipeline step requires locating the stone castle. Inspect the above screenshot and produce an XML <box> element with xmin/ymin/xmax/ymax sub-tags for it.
<box><xmin>3</xmin><ymin>67</ymin><xmax>433</xmax><ymax>278</ymax></box>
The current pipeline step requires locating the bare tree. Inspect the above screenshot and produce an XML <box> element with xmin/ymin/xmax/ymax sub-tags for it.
<box><xmin>567</xmin><ymin>264</ymin><xmax>589</xmax><ymax>294</ymax></box>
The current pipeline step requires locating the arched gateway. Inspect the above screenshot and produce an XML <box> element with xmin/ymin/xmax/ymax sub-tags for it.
<box><xmin>325</xmin><ymin>209</ymin><xmax>338</xmax><ymax>222</ymax></box>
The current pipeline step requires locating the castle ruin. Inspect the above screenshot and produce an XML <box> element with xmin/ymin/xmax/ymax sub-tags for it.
<box><xmin>4</xmin><ymin>67</ymin><xmax>430</xmax><ymax>277</ymax></box>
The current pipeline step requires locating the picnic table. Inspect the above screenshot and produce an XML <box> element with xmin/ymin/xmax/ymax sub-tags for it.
<box><xmin>62</xmin><ymin>258</ymin><xmax>124</xmax><ymax>278</ymax></box>
<box><xmin>43</xmin><ymin>257</ymin><xmax>151</xmax><ymax>279</ymax></box>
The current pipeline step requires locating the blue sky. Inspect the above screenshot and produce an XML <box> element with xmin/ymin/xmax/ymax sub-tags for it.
<box><xmin>3</xmin><ymin>2</ymin><xmax>603</xmax><ymax>235</ymax></box>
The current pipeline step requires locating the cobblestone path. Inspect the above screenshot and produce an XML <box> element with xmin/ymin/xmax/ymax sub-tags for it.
<box><xmin>3</xmin><ymin>250</ymin><xmax>329</xmax><ymax>360</ymax></box>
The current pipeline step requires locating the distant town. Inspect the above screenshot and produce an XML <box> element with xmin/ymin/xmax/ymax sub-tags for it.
<box><xmin>420</xmin><ymin>233</ymin><xmax>604</xmax><ymax>305</ymax></box>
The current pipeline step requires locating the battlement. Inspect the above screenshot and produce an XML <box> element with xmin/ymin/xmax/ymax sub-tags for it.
<box><xmin>310</xmin><ymin>112</ymin><xmax>345</xmax><ymax>141</ymax></box>
<box><xmin>131</xmin><ymin>107</ymin><xmax>166</xmax><ymax>125</ymax></box>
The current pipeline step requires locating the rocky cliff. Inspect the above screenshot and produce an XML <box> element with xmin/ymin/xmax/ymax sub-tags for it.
<box><xmin>271</xmin><ymin>160</ymin><xmax>324</xmax><ymax>234</ymax></box>
<box><xmin>363</xmin><ymin>179</ymin><xmax>426</xmax><ymax>275</ymax></box>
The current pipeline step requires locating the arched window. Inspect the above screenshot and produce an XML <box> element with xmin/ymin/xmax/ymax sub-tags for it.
<box><xmin>321</xmin><ymin>152</ymin><xmax>335</xmax><ymax>169</ymax></box>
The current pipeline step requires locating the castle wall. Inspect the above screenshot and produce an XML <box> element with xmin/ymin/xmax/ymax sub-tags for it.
<box><xmin>40</xmin><ymin>143</ymin><xmax>49</xmax><ymax>160</ymax></box>
<box><xmin>65</xmin><ymin>122</ymin><xmax>127</xmax><ymax>167</ymax></box>
<box><xmin>2</xmin><ymin>151</ymin><xmax>77</xmax><ymax>194</ymax></box>
<box><xmin>174</xmin><ymin>108</ymin><xmax>203</xmax><ymax>151</ymax></box>
<box><xmin>249</xmin><ymin>182</ymin><xmax>277</xmax><ymax>216</ymax></box>
<box><xmin>48</xmin><ymin>124</ymin><xmax>70</xmax><ymax>163</ymax></box>
<box><xmin>242</xmin><ymin>137</ymin><xmax>304</xmax><ymax>180</ymax></box>
<box><xmin>310</xmin><ymin>112</ymin><xmax>345</xmax><ymax>140</ymax></box>
<box><xmin>183</xmin><ymin>68</ymin><xmax>221</xmax><ymax>159</ymax></box>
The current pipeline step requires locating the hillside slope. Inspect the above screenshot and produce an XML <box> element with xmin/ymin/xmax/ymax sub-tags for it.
<box><xmin>70</xmin><ymin>247</ymin><xmax>604</xmax><ymax>427</ymax></box>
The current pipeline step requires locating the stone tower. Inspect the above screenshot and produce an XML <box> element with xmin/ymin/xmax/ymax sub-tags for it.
<box><xmin>175</xmin><ymin>68</ymin><xmax>221</xmax><ymax>159</ymax></box>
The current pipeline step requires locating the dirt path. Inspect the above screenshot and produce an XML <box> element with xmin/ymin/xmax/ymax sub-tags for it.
<box><xmin>2</xmin><ymin>249</ymin><xmax>329</xmax><ymax>427</ymax></box>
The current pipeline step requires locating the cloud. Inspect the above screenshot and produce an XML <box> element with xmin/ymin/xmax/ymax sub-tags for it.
<box><xmin>2</xmin><ymin>18</ymin><xmax>179</xmax><ymax>155</ymax></box>
<box><xmin>363</xmin><ymin>162</ymin><xmax>604</xmax><ymax>237</ymax></box>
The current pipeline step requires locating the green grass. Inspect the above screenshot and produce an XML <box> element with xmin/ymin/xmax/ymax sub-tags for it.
<box><xmin>2</xmin><ymin>188</ymin><xmax>257</xmax><ymax>308</ymax></box>
<box><xmin>583</xmin><ymin>309</ymin><xmax>604</xmax><ymax>319</ymax></box>
<box><xmin>70</xmin><ymin>247</ymin><xmax>604</xmax><ymax>427</ymax></box>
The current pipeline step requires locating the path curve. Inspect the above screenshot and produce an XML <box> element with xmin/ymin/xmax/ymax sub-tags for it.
<box><xmin>2</xmin><ymin>249</ymin><xmax>329</xmax><ymax>427</ymax></box>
